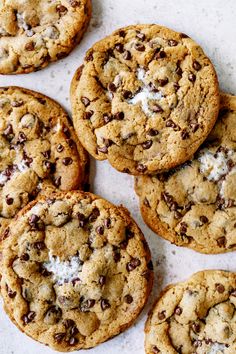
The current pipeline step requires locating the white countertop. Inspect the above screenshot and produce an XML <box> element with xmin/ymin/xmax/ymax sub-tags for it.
<box><xmin>0</xmin><ymin>0</ymin><xmax>236</xmax><ymax>353</ymax></box>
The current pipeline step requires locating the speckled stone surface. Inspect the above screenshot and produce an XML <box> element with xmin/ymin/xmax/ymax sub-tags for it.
<box><xmin>0</xmin><ymin>0</ymin><xmax>236</xmax><ymax>353</ymax></box>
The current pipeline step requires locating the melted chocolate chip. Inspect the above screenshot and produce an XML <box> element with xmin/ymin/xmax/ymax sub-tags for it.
<box><xmin>81</xmin><ymin>97</ymin><xmax>90</xmax><ymax>107</ymax></box>
<box><xmin>158</xmin><ymin>311</ymin><xmax>166</xmax><ymax>320</ymax></box>
<box><xmin>115</xmin><ymin>43</ymin><xmax>124</xmax><ymax>53</ymax></box>
<box><xmin>192</xmin><ymin>322</ymin><xmax>200</xmax><ymax>333</ymax></box>
<box><xmin>199</xmin><ymin>215</ymin><xmax>208</xmax><ymax>224</ymax></box>
<box><xmin>96</xmin><ymin>226</ymin><xmax>104</xmax><ymax>235</ymax></box>
<box><xmin>155</xmin><ymin>50</ymin><xmax>166</xmax><ymax>59</ymax></box>
<box><xmin>142</xmin><ymin>140</ymin><xmax>153</xmax><ymax>149</ymax></box>
<box><xmin>6</xmin><ymin>195</ymin><xmax>13</xmax><ymax>205</ymax></box>
<box><xmin>80</xmin><ymin>299</ymin><xmax>95</xmax><ymax>312</ymax></box>
<box><xmin>136</xmin><ymin>164</ymin><xmax>147</xmax><ymax>173</ymax></box>
<box><xmin>217</xmin><ymin>236</ymin><xmax>226</xmax><ymax>248</ymax></box>
<box><xmin>101</xmin><ymin>298</ymin><xmax>111</xmax><ymax>311</ymax></box>
<box><xmin>56</xmin><ymin>5</ymin><xmax>68</xmax><ymax>14</ymax></box>
<box><xmin>159</xmin><ymin>78</ymin><xmax>169</xmax><ymax>86</ymax></box>
<box><xmin>57</xmin><ymin>144</ymin><xmax>64</xmax><ymax>153</ymax></box>
<box><xmin>114</xmin><ymin>111</ymin><xmax>125</xmax><ymax>120</ymax></box>
<box><xmin>22</xmin><ymin>311</ymin><xmax>36</xmax><ymax>325</ymax></box>
<box><xmin>104</xmin><ymin>217</ymin><xmax>111</xmax><ymax>228</ymax></box>
<box><xmin>18</xmin><ymin>131</ymin><xmax>27</xmax><ymax>143</ymax></box>
<box><xmin>99</xmin><ymin>275</ymin><xmax>106</xmax><ymax>286</ymax></box>
<box><xmin>134</xmin><ymin>43</ymin><xmax>145</xmax><ymax>51</ymax></box>
<box><xmin>54</xmin><ymin>333</ymin><xmax>66</xmax><ymax>343</ymax></box>
<box><xmin>215</xmin><ymin>283</ymin><xmax>225</xmax><ymax>293</ymax></box>
<box><xmin>62</xmin><ymin>157</ymin><xmax>73</xmax><ymax>166</ymax></box>
<box><xmin>193</xmin><ymin>61</ymin><xmax>202</xmax><ymax>71</ymax></box>
<box><xmin>152</xmin><ymin>346</ymin><xmax>160</xmax><ymax>354</ymax></box>
<box><xmin>6</xmin><ymin>284</ymin><xmax>16</xmax><ymax>298</ymax></box>
<box><xmin>188</xmin><ymin>73</ymin><xmax>196</xmax><ymax>82</ymax></box>
<box><xmin>123</xmin><ymin>50</ymin><xmax>131</xmax><ymax>60</ymax></box>
<box><xmin>20</xmin><ymin>253</ymin><xmax>30</xmax><ymax>261</ymax></box>
<box><xmin>148</xmin><ymin>128</ymin><xmax>159</xmax><ymax>136</ymax></box>
<box><xmin>89</xmin><ymin>207</ymin><xmax>100</xmax><ymax>222</ymax></box>
<box><xmin>124</xmin><ymin>294</ymin><xmax>133</xmax><ymax>304</ymax></box>
<box><xmin>127</xmin><ymin>258</ymin><xmax>141</xmax><ymax>271</ymax></box>
<box><xmin>181</xmin><ymin>129</ymin><xmax>190</xmax><ymax>140</ymax></box>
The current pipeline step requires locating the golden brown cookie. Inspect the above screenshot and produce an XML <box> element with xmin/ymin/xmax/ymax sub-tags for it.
<box><xmin>71</xmin><ymin>24</ymin><xmax>219</xmax><ymax>175</ymax></box>
<box><xmin>135</xmin><ymin>94</ymin><xmax>236</xmax><ymax>254</ymax></box>
<box><xmin>1</xmin><ymin>190</ymin><xmax>153</xmax><ymax>351</ymax></box>
<box><xmin>0</xmin><ymin>0</ymin><xmax>91</xmax><ymax>74</ymax></box>
<box><xmin>145</xmin><ymin>270</ymin><xmax>236</xmax><ymax>354</ymax></box>
<box><xmin>0</xmin><ymin>86</ymin><xmax>89</xmax><ymax>240</ymax></box>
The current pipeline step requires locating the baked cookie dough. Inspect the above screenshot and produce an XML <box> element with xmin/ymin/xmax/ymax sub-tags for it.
<box><xmin>0</xmin><ymin>86</ymin><xmax>89</xmax><ymax>239</ymax></box>
<box><xmin>135</xmin><ymin>94</ymin><xmax>236</xmax><ymax>254</ymax></box>
<box><xmin>71</xmin><ymin>24</ymin><xmax>219</xmax><ymax>175</ymax></box>
<box><xmin>0</xmin><ymin>0</ymin><xmax>91</xmax><ymax>74</ymax></box>
<box><xmin>145</xmin><ymin>270</ymin><xmax>236</xmax><ymax>354</ymax></box>
<box><xmin>1</xmin><ymin>190</ymin><xmax>153</xmax><ymax>351</ymax></box>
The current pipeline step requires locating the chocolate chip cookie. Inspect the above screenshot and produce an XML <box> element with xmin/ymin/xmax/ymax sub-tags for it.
<box><xmin>135</xmin><ymin>93</ymin><xmax>236</xmax><ymax>254</ymax></box>
<box><xmin>0</xmin><ymin>0</ymin><xmax>91</xmax><ymax>74</ymax></box>
<box><xmin>0</xmin><ymin>86</ymin><xmax>89</xmax><ymax>242</ymax></box>
<box><xmin>71</xmin><ymin>24</ymin><xmax>219</xmax><ymax>175</ymax></box>
<box><xmin>145</xmin><ymin>270</ymin><xmax>236</xmax><ymax>354</ymax></box>
<box><xmin>1</xmin><ymin>190</ymin><xmax>153</xmax><ymax>351</ymax></box>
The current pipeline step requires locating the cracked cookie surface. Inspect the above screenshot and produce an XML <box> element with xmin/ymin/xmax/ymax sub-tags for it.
<box><xmin>135</xmin><ymin>94</ymin><xmax>236</xmax><ymax>254</ymax></box>
<box><xmin>71</xmin><ymin>24</ymin><xmax>219</xmax><ymax>175</ymax></box>
<box><xmin>0</xmin><ymin>86</ymin><xmax>89</xmax><ymax>241</ymax></box>
<box><xmin>145</xmin><ymin>270</ymin><xmax>236</xmax><ymax>354</ymax></box>
<box><xmin>1</xmin><ymin>190</ymin><xmax>153</xmax><ymax>351</ymax></box>
<box><xmin>0</xmin><ymin>0</ymin><xmax>91</xmax><ymax>74</ymax></box>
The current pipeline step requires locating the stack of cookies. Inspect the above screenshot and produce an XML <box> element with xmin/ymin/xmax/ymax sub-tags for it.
<box><xmin>0</xmin><ymin>1</ymin><xmax>236</xmax><ymax>353</ymax></box>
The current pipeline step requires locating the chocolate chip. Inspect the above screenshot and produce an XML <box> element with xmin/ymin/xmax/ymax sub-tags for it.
<box><xmin>11</xmin><ymin>100</ymin><xmax>23</xmax><ymax>107</ymax></box>
<box><xmin>230</xmin><ymin>289</ymin><xmax>236</xmax><ymax>297</ymax></box>
<box><xmin>142</xmin><ymin>140</ymin><xmax>153</xmax><ymax>149</ymax></box>
<box><xmin>96</xmin><ymin>226</ymin><xmax>104</xmax><ymax>235</ymax></box>
<box><xmin>70</xmin><ymin>325</ymin><xmax>79</xmax><ymax>336</ymax></box>
<box><xmin>20</xmin><ymin>253</ymin><xmax>30</xmax><ymax>261</ymax></box>
<box><xmin>120</xmin><ymin>240</ymin><xmax>128</xmax><ymax>250</ymax></box>
<box><xmin>104</xmin><ymin>218</ymin><xmax>111</xmax><ymax>228</ymax></box>
<box><xmin>99</xmin><ymin>275</ymin><xmax>106</xmax><ymax>286</ymax></box>
<box><xmin>215</xmin><ymin>283</ymin><xmax>225</xmax><ymax>293</ymax></box>
<box><xmin>6</xmin><ymin>195</ymin><xmax>13</xmax><ymax>205</ymax></box>
<box><xmin>44</xmin><ymin>306</ymin><xmax>62</xmax><ymax>324</ymax></box>
<box><xmin>159</xmin><ymin>78</ymin><xmax>169</xmax><ymax>86</ymax></box>
<box><xmin>115</xmin><ymin>43</ymin><xmax>124</xmax><ymax>53</ymax></box>
<box><xmin>97</xmin><ymin>146</ymin><xmax>108</xmax><ymax>153</ymax></box>
<box><xmin>136</xmin><ymin>32</ymin><xmax>146</xmax><ymax>41</ymax></box>
<box><xmin>108</xmin><ymin>83</ymin><xmax>117</xmax><ymax>92</ymax></box>
<box><xmin>72</xmin><ymin>278</ymin><xmax>81</xmax><ymax>286</ymax></box>
<box><xmin>22</xmin><ymin>311</ymin><xmax>36</xmax><ymax>325</ymax></box>
<box><xmin>54</xmin><ymin>333</ymin><xmax>66</xmax><ymax>343</ymax></box>
<box><xmin>168</xmin><ymin>39</ymin><xmax>178</xmax><ymax>46</ymax></box>
<box><xmin>63</xmin><ymin>319</ymin><xmax>75</xmax><ymax>329</ymax></box>
<box><xmin>101</xmin><ymin>298</ymin><xmax>111</xmax><ymax>311</ymax></box>
<box><xmin>126</xmin><ymin>228</ymin><xmax>134</xmax><ymax>240</ymax></box>
<box><xmin>113</xmin><ymin>248</ymin><xmax>121</xmax><ymax>263</ymax></box>
<box><xmin>190</xmin><ymin>122</ymin><xmax>199</xmax><ymax>132</ymax></box>
<box><xmin>81</xmin><ymin>97</ymin><xmax>90</xmax><ymax>107</ymax></box>
<box><xmin>181</xmin><ymin>129</ymin><xmax>189</xmax><ymax>140</ymax></box>
<box><xmin>42</xmin><ymin>150</ymin><xmax>51</xmax><ymax>159</ymax></box>
<box><xmin>124</xmin><ymin>294</ymin><xmax>133</xmax><ymax>304</ymax></box>
<box><xmin>62</xmin><ymin>157</ymin><xmax>73</xmax><ymax>165</ymax></box>
<box><xmin>103</xmin><ymin>114</ymin><xmax>112</xmax><ymax>124</ymax></box>
<box><xmin>175</xmin><ymin>306</ymin><xmax>182</xmax><ymax>315</ymax></box>
<box><xmin>56</xmin><ymin>5</ymin><xmax>68</xmax><ymax>14</ymax></box>
<box><xmin>123</xmin><ymin>90</ymin><xmax>132</xmax><ymax>99</ymax></box>
<box><xmin>200</xmin><ymin>215</ymin><xmax>208</xmax><ymax>224</ymax></box>
<box><xmin>166</xmin><ymin>120</ymin><xmax>178</xmax><ymax>130</ymax></box>
<box><xmin>217</xmin><ymin>236</ymin><xmax>226</xmax><ymax>248</ymax></box>
<box><xmin>3</xmin><ymin>124</ymin><xmax>13</xmax><ymax>140</ymax></box>
<box><xmin>123</xmin><ymin>50</ymin><xmax>131</xmax><ymax>60</ymax></box>
<box><xmin>152</xmin><ymin>346</ymin><xmax>160</xmax><ymax>354</ymax></box>
<box><xmin>119</xmin><ymin>30</ymin><xmax>126</xmax><ymax>37</ymax></box>
<box><xmin>114</xmin><ymin>111</ymin><xmax>124</xmax><ymax>120</ymax></box>
<box><xmin>54</xmin><ymin>176</ymin><xmax>61</xmax><ymax>187</ymax></box>
<box><xmin>25</xmin><ymin>41</ymin><xmax>35</xmax><ymax>51</ymax></box>
<box><xmin>148</xmin><ymin>128</ymin><xmax>159</xmax><ymax>136</ymax></box>
<box><xmin>77</xmin><ymin>213</ymin><xmax>86</xmax><ymax>227</ymax></box>
<box><xmin>137</xmin><ymin>164</ymin><xmax>147</xmax><ymax>173</ymax></box>
<box><xmin>155</xmin><ymin>50</ymin><xmax>166</xmax><ymax>59</ymax></box>
<box><xmin>69</xmin><ymin>0</ymin><xmax>80</xmax><ymax>7</ymax></box>
<box><xmin>18</xmin><ymin>131</ymin><xmax>27</xmax><ymax>143</ymax></box>
<box><xmin>175</xmin><ymin>66</ymin><xmax>182</xmax><ymax>76</ymax></box>
<box><xmin>6</xmin><ymin>284</ymin><xmax>16</xmax><ymax>298</ymax></box>
<box><xmin>193</xmin><ymin>61</ymin><xmax>202</xmax><ymax>71</ymax></box>
<box><xmin>127</xmin><ymin>258</ymin><xmax>141</xmax><ymax>271</ymax></box>
<box><xmin>173</xmin><ymin>83</ymin><xmax>180</xmax><ymax>91</ymax></box>
<box><xmin>57</xmin><ymin>144</ymin><xmax>64</xmax><ymax>153</ymax></box>
<box><xmin>152</xmin><ymin>104</ymin><xmax>163</xmax><ymax>113</ymax></box>
<box><xmin>40</xmin><ymin>266</ymin><xmax>51</xmax><ymax>277</ymax></box>
<box><xmin>158</xmin><ymin>311</ymin><xmax>166</xmax><ymax>320</ymax></box>
<box><xmin>192</xmin><ymin>322</ymin><xmax>200</xmax><ymax>333</ymax></box>
<box><xmin>43</xmin><ymin>160</ymin><xmax>53</xmax><ymax>171</ymax></box>
<box><xmin>89</xmin><ymin>207</ymin><xmax>100</xmax><ymax>222</ymax></box>
<box><xmin>80</xmin><ymin>299</ymin><xmax>95</xmax><ymax>312</ymax></box>
<box><xmin>180</xmin><ymin>222</ymin><xmax>187</xmax><ymax>235</ymax></box>
<box><xmin>188</xmin><ymin>73</ymin><xmax>196</xmax><ymax>82</ymax></box>
<box><xmin>134</xmin><ymin>43</ymin><xmax>145</xmax><ymax>51</ymax></box>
